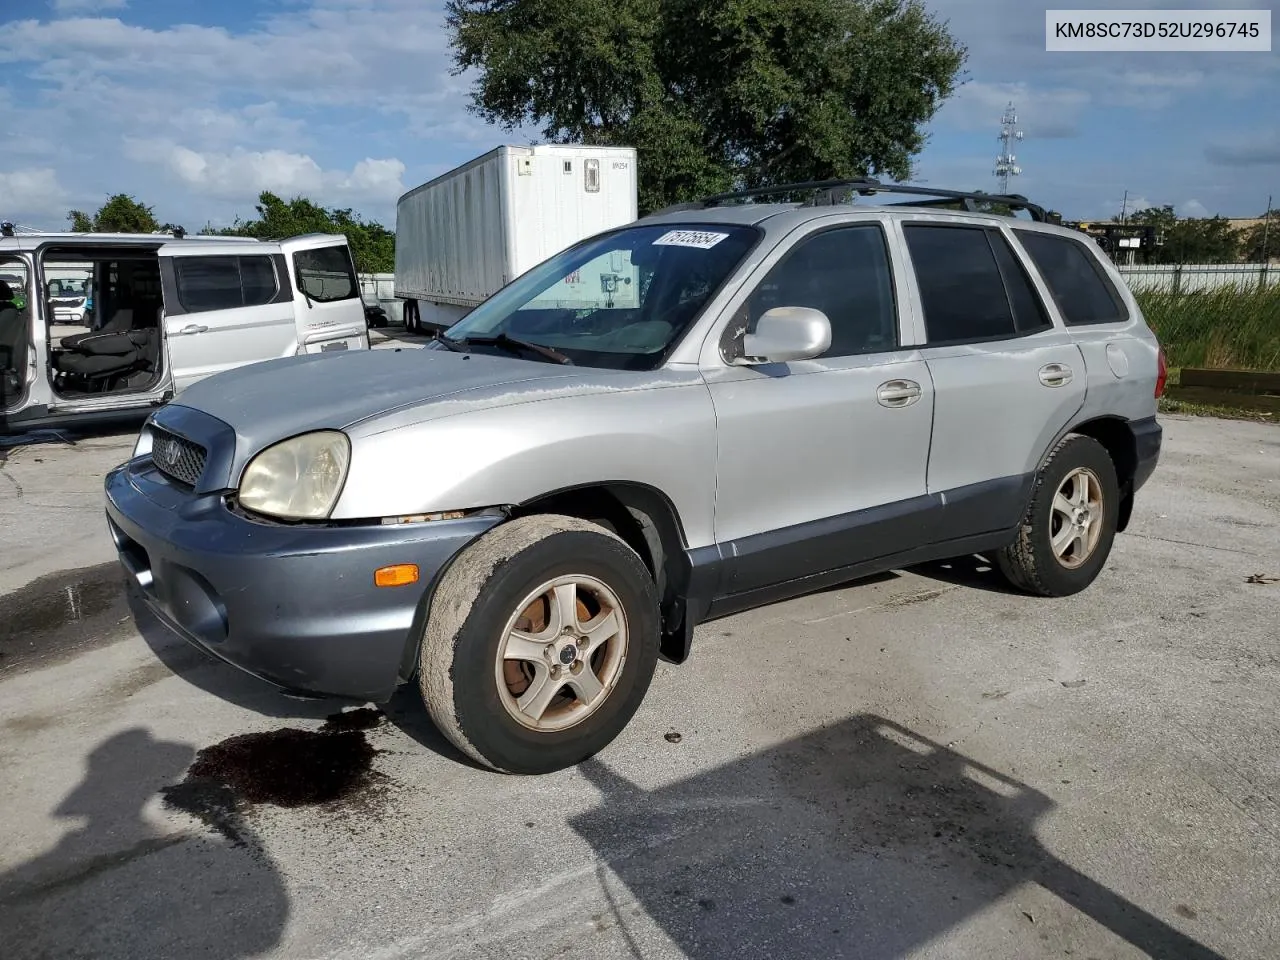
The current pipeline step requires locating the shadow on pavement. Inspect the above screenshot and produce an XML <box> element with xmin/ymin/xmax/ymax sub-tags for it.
<box><xmin>572</xmin><ymin>714</ymin><xmax>1225</xmax><ymax>960</ymax></box>
<box><xmin>0</xmin><ymin>728</ymin><xmax>288</xmax><ymax>960</ymax></box>
<box><xmin>909</xmin><ymin>553</ymin><xmax>1023</xmax><ymax>595</ymax></box>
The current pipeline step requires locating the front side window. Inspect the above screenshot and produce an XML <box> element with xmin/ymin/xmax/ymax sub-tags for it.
<box><xmin>174</xmin><ymin>255</ymin><xmax>280</xmax><ymax>312</ymax></box>
<box><xmin>904</xmin><ymin>225</ymin><xmax>1020</xmax><ymax>344</ymax></box>
<box><xmin>442</xmin><ymin>223</ymin><xmax>760</xmax><ymax>370</ymax></box>
<box><xmin>294</xmin><ymin>246</ymin><xmax>358</xmax><ymax>303</ymax></box>
<box><xmin>1016</xmin><ymin>231</ymin><xmax>1128</xmax><ymax>325</ymax></box>
<box><xmin>739</xmin><ymin>224</ymin><xmax>898</xmax><ymax>358</ymax></box>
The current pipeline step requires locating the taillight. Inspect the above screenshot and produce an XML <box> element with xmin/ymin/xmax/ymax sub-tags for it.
<box><xmin>1154</xmin><ymin>346</ymin><xmax>1168</xmax><ymax>399</ymax></box>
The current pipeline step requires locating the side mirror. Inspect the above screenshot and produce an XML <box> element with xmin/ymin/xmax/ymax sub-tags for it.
<box><xmin>737</xmin><ymin>306</ymin><xmax>831</xmax><ymax>364</ymax></box>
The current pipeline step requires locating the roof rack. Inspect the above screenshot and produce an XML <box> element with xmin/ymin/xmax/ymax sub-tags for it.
<box><xmin>654</xmin><ymin>178</ymin><xmax>1049</xmax><ymax>222</ymax></box>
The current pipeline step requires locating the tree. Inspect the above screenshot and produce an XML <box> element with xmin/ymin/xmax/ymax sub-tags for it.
<box><xmin>67</xmin><ymin>194</ymin><xmax>162</xmax><ymax>233</ymax></box>
<box><xmin>1118</xmin><ymin>205</ymin><xmax>1241</xmax><ymax>264</ymax></box>
<box><xmin>446</xmin><ymin>0</ymin><xmax>967</xmax><ymax>213</ymax></box>
<box><xmin>1242</xmin><ymin>210</ymin><xmax>1279</xmax><ymax>263</ymax></box>
<box><xmin>212</xmin><ymin>191</ymin><xmax>397</xmax><ymax>273</ymax></box>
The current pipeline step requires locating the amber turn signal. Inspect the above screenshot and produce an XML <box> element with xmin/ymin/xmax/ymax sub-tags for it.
<box><xmin>374</xmin><ymin>564</ymin><xmax>419</xmax><ymax>587</ymax></box>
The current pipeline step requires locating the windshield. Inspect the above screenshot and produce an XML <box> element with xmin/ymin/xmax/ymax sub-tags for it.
<box><xmin>440</xmin><ymin>223</ymin><xmax>760</xmax><ymax>370</ymax></box>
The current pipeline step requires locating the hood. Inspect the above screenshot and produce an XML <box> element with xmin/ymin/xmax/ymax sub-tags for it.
<box><xmin>175</xmin><ymin>347</ymin><xmax>591</xmax><ymax>438</ymax></box>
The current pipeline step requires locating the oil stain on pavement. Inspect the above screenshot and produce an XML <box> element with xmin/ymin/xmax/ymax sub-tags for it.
<box><xmin>162</xmin><ymin>708</ymin><xmax>393</xmax><ymax>846</ymax></box>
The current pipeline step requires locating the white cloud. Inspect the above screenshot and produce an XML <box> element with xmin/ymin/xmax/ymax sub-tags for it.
<box><xmin>0</xmin><ymin>168</ymin><xmax>68</xmax><ymax>227</ymax></box>
<box><xmin>1178</xmin><ymin>199</ymin><xmax>1210</xmax><ymax>218</ymax></box>
<box><xmin>50</xmin><ymin>0</ymin><xmax>127</xmax><ymax>13</ymax></box>
<box><xmin>124</xmin><ymin>141</ymin><xmax>406</xmax><ymax>204</ymax></box>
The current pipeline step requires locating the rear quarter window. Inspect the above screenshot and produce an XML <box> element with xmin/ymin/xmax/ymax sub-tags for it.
<box><xmin>1015</xmin><ymin>231</ymin><xmax>1128</xmax><ymax>325</ymax></box>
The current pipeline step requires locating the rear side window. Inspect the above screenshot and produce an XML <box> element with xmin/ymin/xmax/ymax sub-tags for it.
<box><xmin>904</xmin><ymin>225</ymin><xmax>1020</xmax><ymax>343</ymax></box>
<box><xmin>174</xmin><ymin>255</ymin><xmax>279</xmax><ymax>313</ymax></box>
<box><xmin>294</xmin><ymin>246</ymin><xmax>357</xmax><ymax>303</ymax></box>
<box><xmin>1016</xmin><ymin>231</ymin><xmax>1128</xmax><ymax>325</ymax></box>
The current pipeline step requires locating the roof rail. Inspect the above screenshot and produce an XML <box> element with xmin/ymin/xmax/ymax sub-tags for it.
<box><xmin>656</xmin><ymin>178</ymin><xmax>1048</xmax><ymax>222</ymax></box>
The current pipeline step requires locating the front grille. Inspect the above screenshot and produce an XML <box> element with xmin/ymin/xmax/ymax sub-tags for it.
<box><xmin>151</xmin><ymin>427</ymin><xmax>207</xmax><ymax>487</ymax></box>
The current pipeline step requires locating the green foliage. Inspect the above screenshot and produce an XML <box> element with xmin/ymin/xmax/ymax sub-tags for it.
<box><xmin>1138</xmin><ymin>286</ymin><xmax>1280</xmax><ymax>371</ymax></box>
<box><xmin>67</xmin><ymin>194</ymin><xmax>162</xmax><ymax>234</ymax></box>
<box><xmin>208</xmin><ymin>192</ymin><xmax>396</xmax><ymax>273</ymax></box>
<box><xmin>1122</xmin><ymin>205</ymin><xmax>1242</xmax><ymax>264</ymax></box>
<box><xmin>1242</xmin><ymin>211</ymin><xmax>1279</xmax><ymax>264</ymax></box>
<box><xmin>446</xmin><ymin>0</ymin><xmax>967</xmax><ymax>213</ymax></box>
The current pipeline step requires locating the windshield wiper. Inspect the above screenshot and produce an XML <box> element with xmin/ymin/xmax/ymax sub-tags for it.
<box><xmin>459</xmin><ymin>333</ymin><xmax>573</xmax><ymax>365</ymax></box>
<box><xmin>432</xmin><ymin>332</ymin><xmax>468</xmax><ymax>352</ymax></box>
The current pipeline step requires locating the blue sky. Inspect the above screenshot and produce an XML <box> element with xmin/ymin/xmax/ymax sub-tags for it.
<box><xmin>0</xmin><ymin>0</ymin><xmax>1276</xmax><ymax>231</ymax></box>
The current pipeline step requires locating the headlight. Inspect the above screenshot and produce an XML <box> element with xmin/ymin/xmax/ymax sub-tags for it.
<box><xmin>238</xmin><ymin>431</ymin><xmax>350</xmax><ymax>520</ymax></box>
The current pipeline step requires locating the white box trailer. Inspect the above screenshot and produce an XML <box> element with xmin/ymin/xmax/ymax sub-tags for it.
<box><xmin>394</xmin><ymin>144</ymin><xmax>638</xmax><ymax>332</ymax></box>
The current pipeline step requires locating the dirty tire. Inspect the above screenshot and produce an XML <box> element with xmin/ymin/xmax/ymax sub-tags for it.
<box><xmin>420</xmin><ymin>515</ymin><xmax>660</xmax><ymax>774</ymax></box>
<box><xmin>997</xmin><ymin>433</ymin><xmax>1120</xmax><ymax>597</ymax></box>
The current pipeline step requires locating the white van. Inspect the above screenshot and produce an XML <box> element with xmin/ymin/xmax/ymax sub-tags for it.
<box><xmin>1</xmin><ymin>229</ymin><xmax>368</xmax><ymax>432</ymax></box>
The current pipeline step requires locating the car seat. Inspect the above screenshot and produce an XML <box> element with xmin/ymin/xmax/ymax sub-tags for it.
<box><xmin>52</xmin><ymin>305</ymin><xmax>161</xmax><ymax>389</ymax></box>
<box><xmin>60</xmin><ymin>308</ymin><xmax>133</xmax><ymax>350</ymax></box>
<box><xmin>1</xmin><ymin>280</ymin><xmax>30</xmax><ymax>403</ymax></box>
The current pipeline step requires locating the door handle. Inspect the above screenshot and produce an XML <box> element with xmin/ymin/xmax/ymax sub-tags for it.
<box><xmin>180</xmin><ymin>323</ymin><xmax>208</xmax><ymax>335</ymax></box>
<box><xmin>1039</xmin><ymin>363</ymin><xmax>1073</xmax><ymax>387</ymax></box>
<box><xmin>877</xmin><ymin>379</ymin><xmax>922</xmax><ymax>408</ymax></box>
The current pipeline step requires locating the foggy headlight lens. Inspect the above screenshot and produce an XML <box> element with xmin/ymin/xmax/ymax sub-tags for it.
<box><xmin>238</xmin><ymin>431</ymin><xmax>350</xmax><ymax>520</ymax></box>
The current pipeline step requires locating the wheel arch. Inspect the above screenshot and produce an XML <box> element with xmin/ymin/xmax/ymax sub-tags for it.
<box><xmin>1041</xmin><ymin>415</ymin><xmax>1140</xmax><ymax>532</ymax></box>
<box><xmin>509</xmin><ymin>481</ymin><xmax>696</xmax><ymax>664</ymax></box>
<box><xmin>398</xmin><ymin>480</ymin><xmax>699</xmax><ymax>684</ymax></box>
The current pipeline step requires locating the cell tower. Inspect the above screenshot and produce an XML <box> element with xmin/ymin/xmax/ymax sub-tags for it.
<box><xmin>994</xmin><ymin>101</ymin><xmax>1024</xmax><ymax>194</ymax></box>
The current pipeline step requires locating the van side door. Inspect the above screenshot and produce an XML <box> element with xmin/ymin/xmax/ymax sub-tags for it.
<box><xmin>159</xmin><ymin>245</ymin><xmax>296</xmax><ymax>392</ymax></box>
<box><xmin>277</xmin><ymin>236</ymin><xmax>369</xmax><ymax>355</ymax></box>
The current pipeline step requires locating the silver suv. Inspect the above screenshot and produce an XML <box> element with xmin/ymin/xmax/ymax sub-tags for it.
<box><xmin>104</xmin><ymin>180</ymin><xmax>1165</xmax><ymax>774</ymax></box>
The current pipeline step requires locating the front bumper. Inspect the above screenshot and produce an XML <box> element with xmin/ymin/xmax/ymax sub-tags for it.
<box><xmin>105</xmin><ymin>457</ymin><xmax>501</xmax><ymax>702</ymax></box>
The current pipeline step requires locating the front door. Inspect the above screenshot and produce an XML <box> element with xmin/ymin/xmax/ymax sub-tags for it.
<box><xmin>702</xmin><ymin>220</ymin><xmax>936</xmax><ymax>596</ymax></box>
<box><xmin>278</xmin><ymin>236</ymin><xmax>369</xmax><ymax>354</ymax></box>
<box><xmin>896</xmin><ymin>219</ymin><xmax>1087</xmax><ymax>538</ymax></box>
<box><xmin>159</xmin><ymin>244</ymin><xmax>298</xmax><ymax>392</ymax></box>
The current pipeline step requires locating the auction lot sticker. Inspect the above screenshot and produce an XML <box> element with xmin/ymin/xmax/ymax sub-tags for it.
<box><xmin>653</xmin><ymin>230</ymin><xmax>731</xmax><ymax>249</ymax></box>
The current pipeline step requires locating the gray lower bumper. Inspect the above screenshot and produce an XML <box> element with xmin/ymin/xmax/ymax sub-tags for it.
<box><xmin>105</xmin><ymin>458</ymin><xmax>501</xmax><ymax>702</ymax></box>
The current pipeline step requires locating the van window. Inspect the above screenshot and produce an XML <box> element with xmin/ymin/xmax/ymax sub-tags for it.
<box><xmin>174</xmin><ymin>255</ymin><xmax>280</xmax><ymax>313</ymax></box>
<box><xmin>294</xmin><ymin>246</ymin><xmax>358</xmax><ymax>302</ymax></box>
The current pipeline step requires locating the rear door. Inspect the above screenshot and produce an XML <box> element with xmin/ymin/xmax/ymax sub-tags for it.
<box><xmin>278</xmin><ymin>236</ymin><xmax>369</xmax><ymax>355</ymax></box>
<box><xmin>895</xmin><ymin>218</ymin><xmax>1087</xmax><ymax>537</ymax></box>
<box><xmin>159</xmin><ymin>244</ymin><xmax>297</xmax><ymax>392</ymax></box>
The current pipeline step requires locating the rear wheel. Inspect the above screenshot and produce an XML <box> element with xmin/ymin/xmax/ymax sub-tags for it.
<box><xmin>419</xmin><ymin>515</ymin><xmax>660</xmax><ymax>774</ymax></box>
<box><xmin>403</xmin><ymin>299</ymin><xmax>418</xmax><ymax>333</ymax></box>
<box><xmin>997</xmin><ymin>434</ymin><xmax>1120</xmax><ymax>597</ymax></box>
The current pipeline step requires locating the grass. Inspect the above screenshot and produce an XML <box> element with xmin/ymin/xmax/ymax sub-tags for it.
<box><xmin>1135</xmin><ymin>285</ymin><xmax>1280</xmax><ymax>372</ymax></box>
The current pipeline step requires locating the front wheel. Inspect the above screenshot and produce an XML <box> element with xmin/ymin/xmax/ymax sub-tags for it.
<box><xmin>997</xmin><ymin>433</ymin><xmax>1120</xmax><ymax>597</ymax></box>
<box><xmin>419</xmin><ymin>515</ymin><xmax>660</xmax><ymax>774</ymax></box>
